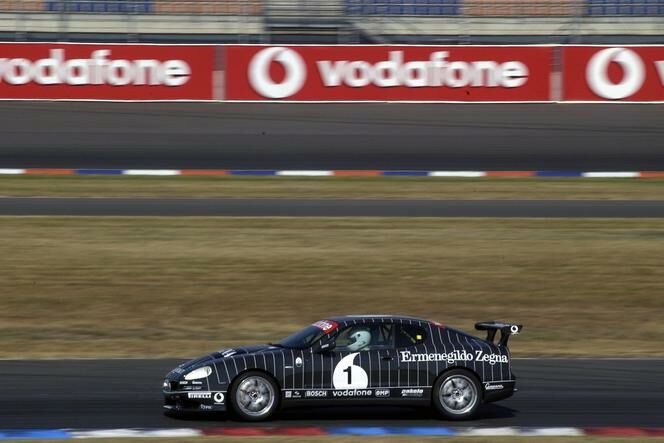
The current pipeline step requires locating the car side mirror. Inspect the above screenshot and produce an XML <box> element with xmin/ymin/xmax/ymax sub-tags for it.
<box><xmin>314</xmin><ymin>339</ymin><xmax>336</xmax><ymax>353</ymax></box>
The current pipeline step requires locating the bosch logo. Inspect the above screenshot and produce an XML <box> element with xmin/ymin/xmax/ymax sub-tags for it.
<box><xmin>586</xmin><ymin>47</ymin><xmax>645</xmax><ymax>100</ymax></box>
<box><xmin>248</xmin><ymin>47</ymin><xmax>306</xmax><ymax>99</ymax></box>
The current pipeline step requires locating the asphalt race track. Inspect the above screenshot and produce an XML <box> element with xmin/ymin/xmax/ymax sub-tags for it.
<box><xmin>1</xmin><ymin>359</ymin><xmax>662</xmax><ymax>429</ymax></box>
<box><xmin>1</xmin><ymin>198</ymin><xmax>664</xmax><ymax>217</ymax></box>
<box><xmin>1</xmin><ymin>102</ymin><xmax>664</xmax><ymax>171</ymax></box>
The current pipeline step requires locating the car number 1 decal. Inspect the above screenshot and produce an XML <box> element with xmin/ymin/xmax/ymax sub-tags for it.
<box><xmin>332</xmin><ymin>353</ymin><xmax>368</xmax><ymax>389</ymax></box>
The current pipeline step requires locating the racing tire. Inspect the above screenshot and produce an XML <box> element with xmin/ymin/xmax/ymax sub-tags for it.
<box><xmin>432</xmin><ymin>369</ymin><xmax>482</xmax><ymax>420</ymax></box>
<box><xmin>229</xmin><ymin>371</ymin><xmax>280</xmax><ymax>422</ymax></box>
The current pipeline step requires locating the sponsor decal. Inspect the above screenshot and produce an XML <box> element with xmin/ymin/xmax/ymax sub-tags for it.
<box><xmin>657</xmin><ymin>61</ymin><xmax>664</xmax><ymax>85</ymax></box>
<box><xmin>375</xmin><ymin>389</ymin><xmax>390</xmax><ymax>397</ymax></box>
<box><xmin>248</xmin><ymin>47</ymin><xmax>306</xmax><ymax>99</ymax></box>
<box><xmin>333</xmin><ymin>353</ymin><xmax>369</xmax><ymax>389</ymax></box>
<box><xmin>400</xmin><ymin>349</ymin><xmax>473</xmax><ymax>364</ymax></box>
<box><xmin>191</xmin><ymin>380</ymin><xmax>203</xmax><ymax>385</ymax></box>
<box><xmin>188</xmin><ymin>392</ymin><xmax>211</xmax><ymax>399</ymax></box>
<box><xmin>474</xmin><ymin>350</ymin><xmax>509</xmax><ymax>365</ymax></box>
<box><xmin>221</xmin><ymin>349</ymin><xmax>237</xmax><ymax>358</ymax></box>
<box><xmin>399</xmin><ymin>350</ymin><xmax>508</xmax><ymax>365</ymax></box>
<box><xmin>199</xmin><ymin>404</ymin><xmax>213</xmax><ymax>410</ymax></box>
<box><xmin>305</xmin><ymin>390</ymin><xmax>328</xmax><ymax>398</ymax></box>
<box><xmin>332</xmin><ymin>389</ymin><xmax>373</xmax><ymax>397</ymax></box>
<box><xmin>295</xmin><ymin>357</ymin><xmax>303</xmax><ymax>368</ymax></box>
<box><xmin>586</xmin><ymin>47</ymin><xmax>645</xmax><ymax>100</ymax></box>
<box><xmin>510</xmin><ymin>325</ymin><xmax>520</xmax><ymax>335</ymax></box>
<box><xmin>284</xmin><ymin>390</ymin><xmax>302</xmax><ymax>399</ymax></box>
<box><xmin>314</xmin><ymin>51</ymin><xmax>528</xmax><ymax>89</ymax></box>
<box><xmin>312</xmin><ymin>320</ymin><xmax>338</xmax><ymax>333</ymax></box>
<box><xmin>226</xmin><ymin>45</ymin><xmax>551</xmax><ymax>101</ymax></box>
<box><xmin>485</xmin><ymin>383</ymin><xmax>504</xmax><ymax>391</ymax></box>
<box><xmin>562</xmin><ymin>45</ymin><xmax>664</xmax><ymax>102</ymax></box>
<box><xmin>401</xmin><ymin>388</ymin><xmax>424</xmax><ymax>397</ymax></box>
<box><xmin>213</xmin><ymin>392</ymin><xmax>225</xmax><ymax>404</ymax></box>
<box><xmin>0</xmin><ymin>43</ymin><xmax>214</xmax><ymax>100</ymax></box>
<box><xmin>0</xmin><ymin>49</ymin><xmax>190</xmax><ymax>87</ymax></box>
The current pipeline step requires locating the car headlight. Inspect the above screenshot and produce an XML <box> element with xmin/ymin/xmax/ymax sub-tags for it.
<box><xmin>163</xmin><ymin>379</ymin><xmax>170</xmax><ymax>390</ymax></box>
<box><xmin>184</xmin><ymin>366</ymin><xmax>212</xmax><ymax>381</ymax></box>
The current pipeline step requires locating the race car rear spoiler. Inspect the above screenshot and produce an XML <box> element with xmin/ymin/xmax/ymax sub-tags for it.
<box><xmin>475</xmin><ymin>321</ymin><xmax>523</xmax><ymax>347</ymax></box>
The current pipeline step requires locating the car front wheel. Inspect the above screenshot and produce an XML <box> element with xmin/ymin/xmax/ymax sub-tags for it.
<box><xmin>230</xmin><ymin>371</ymin><xmax>280</xmax><ymax>421</ymax></box>
<box><xmin>432</xmin><ymin>369</ymin><xmax>481</xmax><ymax>420</ymax></box>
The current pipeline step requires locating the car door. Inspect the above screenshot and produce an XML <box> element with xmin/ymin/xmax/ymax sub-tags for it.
<box><xmin>395</xmin><ymin>322</ymin><xmax>430</xmax><ymax>396</ymax></box>
<box><xmin>321</xmin><ymin>322</ymin><xmax>398</xmax><ymax>399</ymax></box>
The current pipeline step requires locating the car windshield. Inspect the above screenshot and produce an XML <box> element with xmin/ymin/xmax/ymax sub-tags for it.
<box><xmin>278</xmin><ymin>325</ymin><xmax>326</xmax><ymax>349</ymax></box>
<box><xmin>278</xmin><ymin>320</ymin><xmax>338</xmax><ymax>349</ymax></box>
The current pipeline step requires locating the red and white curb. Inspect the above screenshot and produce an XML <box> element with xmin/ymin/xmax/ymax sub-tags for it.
<box><xmin>2</xmin><ymin>427</ymin><xmax>664</xmax><ymax>439</ymax></box>
<box><xmin>1</xmin><ymin>168</ymin><xmax>664</xmax><ymax>178</ymax></box>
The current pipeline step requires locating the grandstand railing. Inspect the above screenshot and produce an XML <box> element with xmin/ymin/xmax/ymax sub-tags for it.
<box><xmin>0</xmin><ymin>0</ymin><xmax>661</xmax><ymax>42</ymax></box>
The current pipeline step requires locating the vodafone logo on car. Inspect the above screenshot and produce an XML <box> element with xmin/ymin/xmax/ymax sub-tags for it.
<box><xmin>585</xmin><ymin>47</ymin><xmax>645</xmax><ymax>99</ymax></box>
<box><xmin>0</xmin><ymin>48</ymin><xmax>191</xmax><ymax>87</ymax></box>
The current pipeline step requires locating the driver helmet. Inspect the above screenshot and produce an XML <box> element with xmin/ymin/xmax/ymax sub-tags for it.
<box><xmin>347</xmin><ymin>329</ymin><xmax>371</xmax><ymax>351</ymax></box>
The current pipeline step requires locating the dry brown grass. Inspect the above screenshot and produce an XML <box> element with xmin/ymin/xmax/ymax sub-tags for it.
<box><xmin>1</xmin><ymin>217</ymin><xmax>663</xmax><ymax>358</ymax></box>
<box><xmin>1</xmin><ymin>175</ymin><xmax>663</xmax><ymax>199</ymax></box>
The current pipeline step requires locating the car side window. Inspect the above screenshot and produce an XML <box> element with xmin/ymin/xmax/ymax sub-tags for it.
<box><xmin>335</xmin><ymin>324</ymin><xmax>394</xmax><ymax>352</ymax></box>
<box><xmin>395</xmin><ymin>324</ymin><xmax>426</xmax><ymax>348</ymax></box>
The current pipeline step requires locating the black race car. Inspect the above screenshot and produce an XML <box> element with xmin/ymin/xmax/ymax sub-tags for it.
<box><xmin>163</xmin><ymin>315</ymin><xmax>522</xmax><ymax>421</ymax></box>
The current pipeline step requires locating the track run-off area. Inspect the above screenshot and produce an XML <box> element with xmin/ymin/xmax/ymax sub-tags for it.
<box><xmin>1</xmin><ymin>102</ymin><xmax>664</xmax><ymax>171</ymax></box>
<box><xmin>1</xmin><ymin>198</ymin><xmax>664</xmax><ymax>217</ymax></box>
<box><xmin>1</xmin><ymin>359</ymin><xmax>663</xmax><ymax>429</ymax></box>
<box><xmin>1</xmin><ymin>101</ymin><xmax>663</xmax><ymax>437</ymax></box>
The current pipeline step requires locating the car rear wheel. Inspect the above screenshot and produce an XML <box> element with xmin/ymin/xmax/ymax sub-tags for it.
<box><xmin>432</xmin><ymin>369</ymin><xmax>481</xmax><ymax>420</ymax></box>
<box><xmin>230</xmin><ymin>371</ymin><xmax>280</xmax><ymax>421</ymax></box>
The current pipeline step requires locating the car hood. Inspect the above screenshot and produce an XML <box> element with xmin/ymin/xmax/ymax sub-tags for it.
<box><xmin>166</xmin><ymin>344</ymin><xmax>278</xmax><ymax>379</ymax></box>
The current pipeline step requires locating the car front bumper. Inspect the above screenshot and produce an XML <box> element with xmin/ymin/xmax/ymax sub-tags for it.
<box><xmin>163</xmin><ymin>390</ymin><xmax>228</xmax><ymax>413</ymax></box>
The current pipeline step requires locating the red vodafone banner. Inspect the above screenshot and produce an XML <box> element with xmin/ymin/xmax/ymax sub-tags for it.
<box><xmin>563</xmin><ymin>46</ymin><xmax>664</xmax><ymax>102</ymax></box>
<box><xmin>224</xmin><ymin>45</ymin><xmax>552</xmax><ymax>102</ymax></box>
<box><xmin>0</xmin><ymin>43</ymin><xmax>214</xmax><ymax>100</ymax></box>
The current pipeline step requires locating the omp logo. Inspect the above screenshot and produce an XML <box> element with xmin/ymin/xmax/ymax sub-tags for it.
<box><xmin>375</xmin><ymin>389</ymin><xmax>390</xmax><ymax>397</ymax></box>
<box><xmin>248</xmin><ymin>47</ymin><xmax>306</xmax><ymax>99</ymax></box>
<box><xmin>0</xmin><ymin>49</ymin><xmax>191</xmax><ymax>86</ymax></box>
<box><xmin>586</xmin><ymin>47</ymin><xmax>645</xmax><ymax>100</ymax></box>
